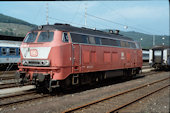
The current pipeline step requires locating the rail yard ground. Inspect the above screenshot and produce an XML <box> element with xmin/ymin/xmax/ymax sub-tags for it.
<box><xmin>0</xmin><ymin>68</ymin><xmax>169</xmax><ymax>113</ymax></box>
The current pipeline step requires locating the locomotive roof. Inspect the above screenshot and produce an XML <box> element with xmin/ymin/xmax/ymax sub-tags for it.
<box><xmin>31</xmin><ymin>23</ymin><xmax>134</xmax><ymax>41</ymax></box>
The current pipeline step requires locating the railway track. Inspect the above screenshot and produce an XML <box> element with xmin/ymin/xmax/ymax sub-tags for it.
<box><xmin>0</xmin><ymin>91</ymin><xmax>49</xmax><ymax>107</ymax></box>
<box><xmin>0</xmin><ymin>70</ymin><xmax>164</xmax><ymax>110</ymax></box>
<box><xmin>107</xmin><ymin>85</ymin><xmax>169</xmax><ymax>113</ymax></box>
<box><xmin>0</xmin><ymin>82</ymin><xmax>30</xmax><ymax>89</ymax></box>
<box><xmin>62</xmin><ymin>77</ymin><xmax>169</xmax><ymax>113</ymax></box>
<box><xmin>142</xmin><ymin>70</ymin><xmax>165</xmax><ymax>77</ymax></box>
<box><xmin>0</xmin><ymin>76</ymin><xmax>15</xmax><ymax>80</ymax></box>
<box><xmin>0</xmin><ymin>70</ymin><xmax>16</xmax><ymax>75</ymax></box>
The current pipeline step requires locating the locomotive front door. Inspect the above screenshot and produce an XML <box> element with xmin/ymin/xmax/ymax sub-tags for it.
<box><xmin>72</xmin><ymin>44</ymin><xmax>81</xmax><ymax>72</ymax></box>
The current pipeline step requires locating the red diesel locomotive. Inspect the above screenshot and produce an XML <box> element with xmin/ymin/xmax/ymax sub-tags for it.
<box><xmin>16</xmin><ymin>23</ymin><xmax>142</xmax><ymax>91</ymax></box>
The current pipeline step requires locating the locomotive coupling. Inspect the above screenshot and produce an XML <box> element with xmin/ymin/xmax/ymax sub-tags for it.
<box><xmin>15</xmin><ymin>71</ymin><xmax>27</xmax><ymax>85</ymax></box>
<box><xmin>32</xmin><ymin>73</ymin><xmax>50</xmax><ymax>83</ymax></box>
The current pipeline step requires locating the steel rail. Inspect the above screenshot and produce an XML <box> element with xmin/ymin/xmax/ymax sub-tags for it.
<box><xmin>0</xmin><ymin>83</ymin><xmax>30</xmax><ymax>89</ymax></box>
<box><xmin>62</xmin><ymin>77</ymin><xmax>170</xmax><ymax>113</ymax></box>
<box><xmin>0</xmin><ymin>93</ymin><xmax>49</xmax><ymax>107</ymax></box>
<box><xmin>108</xmin><ymin>85</ymin><xmax>169</xmax><ymax>113</ymax></box>
<box><xmin>0</xmin><ymin>76</ymin><xmax>15</xmax><ymax>80</ymax></box>
<box><xmin>0</xmin><ymin>90</ymin><xmax>36</xmax><ymax>100</ymax></box>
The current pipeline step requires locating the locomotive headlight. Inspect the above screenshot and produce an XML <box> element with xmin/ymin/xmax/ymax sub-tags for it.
<box><xmin>42</xmin><ymin>60</ymin><xmax>50</xmax><ymax>66</ymax></box>
<box><xmin>22</xmin><ymin>60</ymin><xmax>28</xmax><ymax>65</ymax></box>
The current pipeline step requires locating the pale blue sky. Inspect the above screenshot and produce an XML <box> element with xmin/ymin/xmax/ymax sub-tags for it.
<box><xmin>0</xmin><ymin>1</ymin><xmax>169</xmax><ymax>35</ymax></box>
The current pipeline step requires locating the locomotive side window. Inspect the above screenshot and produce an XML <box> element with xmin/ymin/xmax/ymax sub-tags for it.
<box><xmin>24</xmin><ymin>32</ymin><xmax>38</xmax><ymax>43</ymax></box>
<box><xmin>101</xmin><ymin>38</ymin><xmax>110</xmax><ymax>46</ymax></box>
<box><xmin>1</xmin><ymin>48</ymin><xmax>7</xmax><ymax>56</ymax></box>
<box><xmin>125</xmin><ymin>42</ymin><xmax>130</xmax><ymax>48</ymax></box>
<box><xmin>62</xmin><ymin>33</ymin><xmax>69</xmax><ymax>42</ymax></box>
<box><xmin>116</xmin><ymin>40</ymin><xmax>121</xmax><ymax>47</ymax></box>
<box><xmin>9</xmin><ymin>48</ymin><xmax>16</xmax><ymax>55</ymax></box>
<box><xmin>110</xmin><ymin>39</ymin><xmax>120</xmax><ymax>46</ymax></box>
<box><xmin>95</xmin><ymin>37</ymin><xmax>101</xmax><ymax>45</ymax></box>
<box><xmin>37</xmin><ymin>32</ymin><xmax>54</xmax><ymax>42</ymax></box>
<box><xmin>71</xmin><ymin>33</ymin><xmax>88</xmax><ymax>44</ymax></box>
<box><xmin>88</xmin><ymin>36</ymin><xmax>96</xmax><ymax>44</ymax></box>
<box><xmin>120</xmin><ymin>41</ymin><xmax>126</xmax><ymax>47</ymax></box>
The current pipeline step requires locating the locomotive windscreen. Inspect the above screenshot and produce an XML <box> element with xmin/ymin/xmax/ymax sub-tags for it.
<box><xmin>24</xmin><ymin>32</ymin><xmax>38</xmax><ymax>43</ymax></box>
<box><xmin>24</xmin><ymin>31</ymin><xmax>54</xmax><ymax>43</ymax></box>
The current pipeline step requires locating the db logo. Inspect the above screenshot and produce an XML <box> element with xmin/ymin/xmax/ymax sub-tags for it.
<box><xmin>30</xmin><ymin>49</ymin><xmax>38</xmax><ymax>57</ymax></box>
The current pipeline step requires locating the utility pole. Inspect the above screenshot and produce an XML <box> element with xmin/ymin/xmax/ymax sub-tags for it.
<box><xmin>46</xmin><ymin>3</ymin><xmax>49</xmax><ymax>25</ymax></box>
<box><xmin>85</xmin><ymin>3</ymin><xmax>87</xmax><ymax>27</ymax></box>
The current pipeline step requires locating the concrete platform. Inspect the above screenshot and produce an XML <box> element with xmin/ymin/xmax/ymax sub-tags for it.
<box><xmin>0</xmin><ymin>85</ymin><xmax>35</xmax><ymax>97</ymax></box>
<box><xmin>142</xmin><ymin>68</ymin><xmax>154</xmax><ymax>73</ymax></box>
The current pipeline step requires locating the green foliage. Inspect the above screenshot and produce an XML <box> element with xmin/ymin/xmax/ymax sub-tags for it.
<box><xmin>119</xmin><ymin>31</ymin><xmax>169</xmax><ymax>49</ymax></box>
<box><xmin>0</xmin><ymin>13</ymin><xmax>36</xmax><ymax>27</ymax></box>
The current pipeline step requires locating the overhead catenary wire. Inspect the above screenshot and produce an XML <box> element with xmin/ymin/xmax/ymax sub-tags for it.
<box><xmin>47</xmin><ymin>2</ymin><xmax>158</xmax><ymax>36</ymax></box>
<box><xmin>86</xmin><ymin>13</ymin><xmax>153</xmax><ymax>35</ymax></box>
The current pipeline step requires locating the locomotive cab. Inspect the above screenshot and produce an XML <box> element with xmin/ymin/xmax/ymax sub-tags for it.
<box><xmin>16</xmin><ymin>26</ymin><xmax>72</xmax><ymax>91</ymax></box>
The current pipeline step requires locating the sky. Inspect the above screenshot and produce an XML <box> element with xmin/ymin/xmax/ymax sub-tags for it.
<box><xmin>0</xmin><ymin>1</ymin><xmax>169</xmax><ymax>35</ymax></box>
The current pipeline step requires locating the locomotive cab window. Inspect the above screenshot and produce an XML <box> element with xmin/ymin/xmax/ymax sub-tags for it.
<box><xmin>136</xmin><ymin>42</ymin><xmax>141</xmax><ymax>49</ymax></box>
<box><xmin>1</xmin><ymin>48</ymin><xmax>7</xmax><ymax>56</ymax></box>
<box><xmin>37</xmin><ymin>31</ymin><xmax>54</xmax><ymax>42</ymax></box>
<box><xmin>130</xmin><ymin>42</ymin><xmax>136</xmax><ymax>49</ymax></box>
<box><xmin>62</xmin><ymin>33</ymin><xmax>69</xmax><ymax>42</ymax></box>
<box><xmin>9</xmin><ymin>48</ymin><xmax>16</xmax><ymax>55</ymax></box>
<box><xmin>24</xmin><ymin>32</ymin><xmax>38</xmax><ymax>43</ymax></box>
